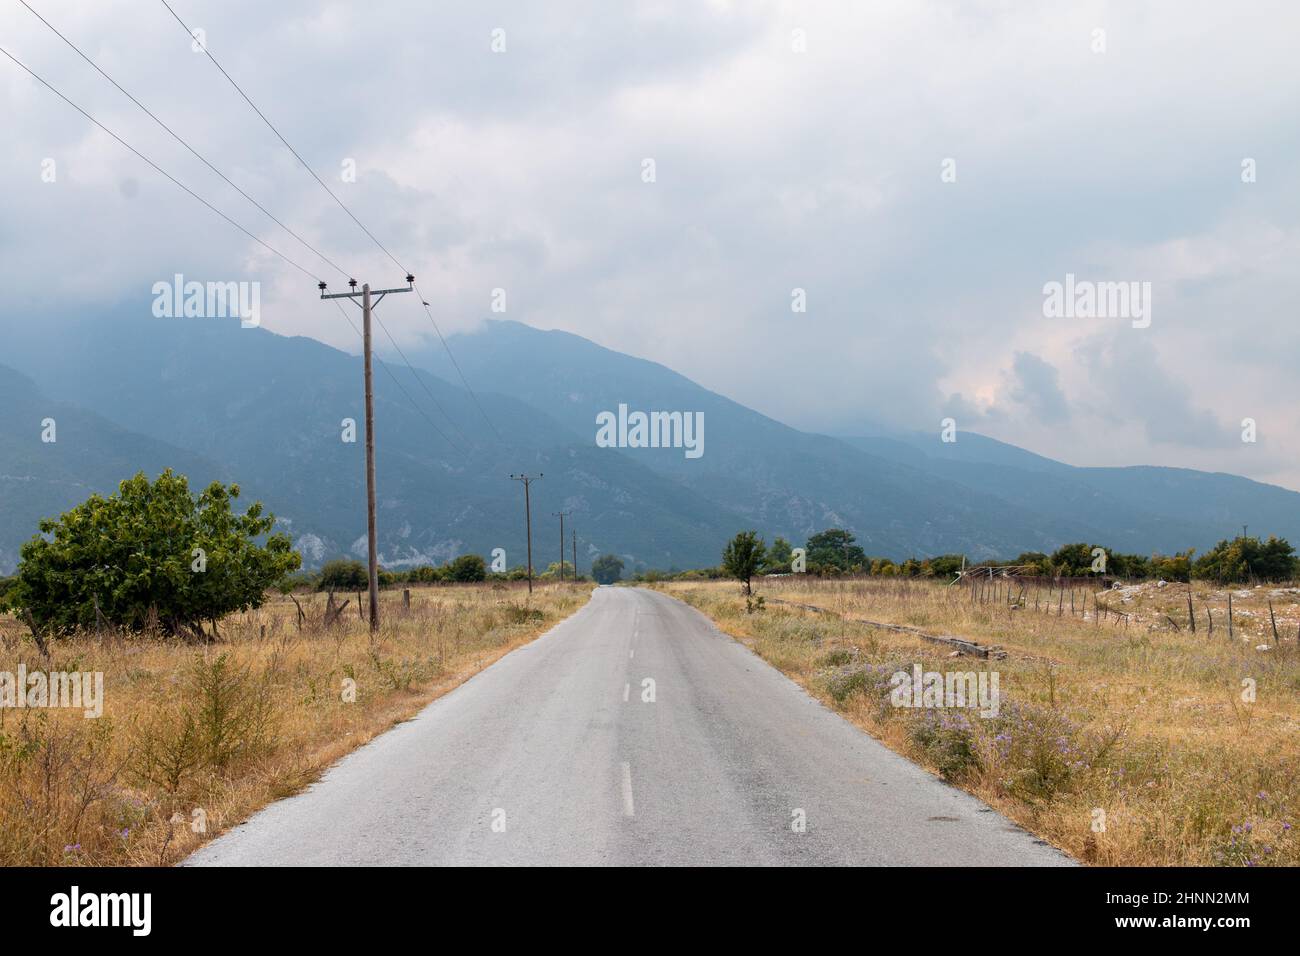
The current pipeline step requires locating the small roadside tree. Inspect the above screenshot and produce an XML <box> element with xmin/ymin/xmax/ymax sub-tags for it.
<box><xmin>446</xmin><ymin>554</ymin><xmax>488</xmax><ymax>582</ymax></box>
<box><xmin>319</xmin><ymin>559</ymin><xmax>368</xmax><ymax>591</ymax></box>
<box><xmin>805</xmin><ymin>528</ymin><xmax>865</xmax><ymax>572</ymax></box>
<box><xmin>763</xmin><ymin>536</ymin><xmax>794</xmax><ymax>574</ymax></box>
<box><xmin>591</xmin><ymin>554</ymin><xmax>625</xmax><ymax>585</ymax></box>
<box><xmin>722</xmin><ymin>530</ymin><xmax>766</xmax><ymax>594</ymax></box>
<box><xmin>4</xmin><ymin>470</ymin><xmax>300</xmax><ymax>642</ymax></box>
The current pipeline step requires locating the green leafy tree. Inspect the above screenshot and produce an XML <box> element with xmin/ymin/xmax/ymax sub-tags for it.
<box><xmin>1149</xmin><ymin>550</ymin><xmax>1195</xmax><ymax>582</ymax></box>
<box><xmin>539</xmin><ymin>560</ymin><xmax>575</xmax><ymax>580</ymax></box>
<box><xmin>591</xmin><ymin>554</ymin><xmax>625</xmax><ymax>585</ymax></box>
<box><xmin>763</xmin><ymin>536</ymin><xmax>794</xmax><ymax>574</ymax></box>
<box><xmin>1193</xmin><ymin>536</ymin><xmax>1296</xmax><ymax>583</ymax></box>
<box><xmin>319</xmin><ymin>559</ymin><xmax>368</xmax><ymax>591</ymax></box>
<box><xmin>722</xmin><ymin>530</ymin><xmax>766</xmax><ymax>594</ymax></box>
<box><xmin>1107</xmin><ymin>552</ymin><xmax>1151</xmax><ymax>579</ymax></box>
<box><xmin>5</xmin><ymin>470</ymin><xmax>299</xmax><ymax>641</ymax></box>
<box><xmin>805</xmin><ymin>528</ymin><xmax>866</xmax><ymax>572</ymax></box>
<box><xmin>446</xmin><ymin>554</ymin><xmax>488</xmax><ymax>582</ymax></box>
<box><xmin>927</xmin><ymin>554</ymin><xmax>967</xmax><ymax>579</ymax></box>
<box><xmin>1047</xmin><ymin>543</ymin><xmax>1097</xmax><ymax>576</ymax></box>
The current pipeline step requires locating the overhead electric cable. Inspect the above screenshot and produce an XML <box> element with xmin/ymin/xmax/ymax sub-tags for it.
<box><xmin>17</xmin><ymin>0</ymin><xmax>352</xmax><ymax>283</ymax></box>
<box><xmin>158</xmin><ymin>0</ymin><xmax>500</xmax><ymax>439</ymax></box>
<box><xmin>0</xmin><ymin>44</ymin><xmax>322</xmax><ymax>284</ymax></box>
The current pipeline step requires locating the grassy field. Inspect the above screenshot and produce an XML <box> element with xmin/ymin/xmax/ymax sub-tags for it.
<box><xmin>653</xmin><ymin>576</ymin><xmax>1300</xmax><ymax>866</ymax></box>
<box><xmin>0</xmin><ymin>582</ymin><xmax>588</xmax><ymax>866</ymax></box>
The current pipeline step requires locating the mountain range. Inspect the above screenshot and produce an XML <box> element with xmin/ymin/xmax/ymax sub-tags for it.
<box><xmin>1</xmin><ymin>308</ymin><xmax>1296</xmax><ymax>574</ymax></box>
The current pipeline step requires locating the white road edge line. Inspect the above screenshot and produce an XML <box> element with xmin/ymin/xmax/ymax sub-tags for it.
<box><xmin>620</xmin><ymin>761</ymin><xmax>635</xmax><ymax>817</ymax></box>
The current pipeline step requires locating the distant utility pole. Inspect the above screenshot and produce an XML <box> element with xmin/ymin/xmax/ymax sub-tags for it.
<box><xmin>320</xmin><ymin>275</ymin><xmax>415</xmax><ymax>633</ymax></box>
<box><xmin>509</xmin><ymin>473</ymin><xmax>543</xmax><ymax>594</ymax></box>
<box><xmin>572</xmin><ymin>528</ymin><xmax>578</xmax><ymax>582</ymax></box>
<box><xmin>552</xmin><ymin>511</ymin><xmax>571</xmax><ymax>583</ymax></box>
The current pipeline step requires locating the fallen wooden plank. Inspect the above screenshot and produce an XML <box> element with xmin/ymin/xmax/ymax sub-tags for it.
<box><xmin>765</xmin><ymin>597</ymin><xmax>1008</xmax><ymax>659</ymax></box>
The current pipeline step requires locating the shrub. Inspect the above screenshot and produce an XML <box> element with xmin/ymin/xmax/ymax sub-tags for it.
<box><xmin>815</xmin><ymin>648</ymin><xmax>854</xmax><ymax>668</ymax></box>
<box><xmin>188</xmin><ymin>654</ymin><xmax>275</xmax><ymax>770</ymax></box>
<box><xmin>907</xmin><ymin>711</ymin><xmax>980</xmax><ymax>781</ymax></box>
<box><xmin>446</xmin><ymin>554</ymin><xmax>487</xmax><ymax>582</ymax></box>
<box><xmin>319</xmin><ymin>559</ymin><xmax>368</xmax><ymax>591</ymax></box>
<box><xmin>591</xmin><ymin>554</ymin><xmax>625</xmax><ymax>584</ymax></box>
<box><xmin>5</xmin><ymin>470</ymin><xmax>299</xmax><ymax>641</ymax></box>
<box><xmin>1193</xmin><ymin>536</ymin><xmax>1297</xmax><ymax>584</ymax></box>
<box><xmin>501</xmin><ymin>603</ymin><xmax>544</xmax><ymax>624</ymax></box>
<box><xmin>989</xmin><ymin>701</ymin><xmax>1088</xmax><ymax>803</ymax></box>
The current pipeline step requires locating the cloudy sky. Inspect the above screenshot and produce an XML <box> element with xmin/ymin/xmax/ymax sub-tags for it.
<box><xmin>3</xmin><ymin>1</ymin><xmax>1298</xmax><ymax>487</ymax></box>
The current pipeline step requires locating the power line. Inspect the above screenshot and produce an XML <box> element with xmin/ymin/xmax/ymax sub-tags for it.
<box><xmin>327</xmin><ymin>298</ymin><xmax>466</xmax><ymax>457</ymax></box>
<box><xmin>369</xmin><ymin>309</ymin><xmax>472</xmax><ymax>448</ymax></box>
<box><xmin>412</xmin><ymin>281</ymin><xmax>500</xmax><ymax>439</ymax></box>
<box><xmin>158</xmin><ymin>0</ymin><xmax>499</xmax><ymax>439</ymax></box>
<box><xmin>12</xmin><ymin>2</ymin><xmax>467</xmax><ymax>448</ymax></box>
<box><xmin>157</xmin><ymin>0</ymin><xmax>406</xmax><ymax>274</ymax></box>
<box><xmin>0</xmin><ymin>44</ymin><xmax>324</xmax><ymax>285</ymax></box>
<box><xmin>0</xmin><ymin>39</ymin><xmax>463</xmax><ymax>454</ymax></box>
<box><xmin>16</xmin><ymin>0</ymin><xmax>352</xmax><ymax>283</ymax></box>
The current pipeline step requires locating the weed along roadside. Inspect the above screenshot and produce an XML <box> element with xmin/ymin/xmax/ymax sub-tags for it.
<box><xmin>0</xmin><ymin>582</ymin><xmax>588</xmax><ymax>867</ymax></box>
<box><xmin>653</xmin><ymin>577</ymin><xmax>1300</xmax><ymax>868</ymax></box>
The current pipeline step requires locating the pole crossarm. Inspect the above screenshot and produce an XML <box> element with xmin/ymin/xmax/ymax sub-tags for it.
<box><xmin>320</xmin><ymin>274</ymin><xmax>414</xmax><ymax>308</ymax></box>
<box><xmin>321</xmin><ymin>286</ymin><xmax>413</xmax><ymax>308</ymax></box>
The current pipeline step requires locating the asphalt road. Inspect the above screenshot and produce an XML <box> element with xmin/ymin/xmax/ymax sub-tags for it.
<box><xmin>187</xmin><ymin>586</ymin><xmax>1073</xmax><ymax>866</ymax></box>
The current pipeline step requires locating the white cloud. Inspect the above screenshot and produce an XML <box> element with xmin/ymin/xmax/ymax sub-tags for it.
<box><xmin>2</xmin><ymin>0</ymin><xmax>1297</xmax><ymax>486</ymax></box>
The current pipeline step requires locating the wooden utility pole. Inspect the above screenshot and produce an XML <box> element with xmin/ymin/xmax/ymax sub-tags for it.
<box><xmin>553</xmin><ymin>510</ymin><xmax>570</xmax><ymax>582</ymax></box>
<box><xmin>510</xmin><ymin>474</ymin><xmax>542</xmax><ymax>594</ymax></box>
<box><xmin>362</xmin><ymin>284</ymin><xmax>379</xmax><ymax>631</ymax></box>
<box><xmin>572</xmin><ymin>528</ymin><xmax>578</xmax><ymax>582</ymax></box>
<box><xmin>320</xmin><ymin>276</ymin><xmax>415</xmax><ymax>634</ymax></box>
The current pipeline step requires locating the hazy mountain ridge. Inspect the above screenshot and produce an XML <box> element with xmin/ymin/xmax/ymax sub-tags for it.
<box><xmin>408</xmin><ymin>320</ymin><xmax>1300</xmax><ymax>557</ymax></box>
<box><xmin>0</xmin><ymin>310</ymin><xmax>746</xmax><ymax>571</ymax></box>
<box><xmin>2</xmin><ymin>313</ymin><xmax>1297</xmax><ymax>573</ymax></box>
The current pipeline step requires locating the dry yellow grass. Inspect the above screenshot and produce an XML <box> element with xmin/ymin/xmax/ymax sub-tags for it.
<box><xmin>0</xmin><ymin>582</ymin><xmax>588</xmax><ymax>866</ymax></box>
<box><xmin>654</xmin><ymin>576</ymin><xmax>1300</xmax><ymax>866</ymax></box>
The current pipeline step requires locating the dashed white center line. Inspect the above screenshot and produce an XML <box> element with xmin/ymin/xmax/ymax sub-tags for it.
<box><xmin>620</xmin><ymin>762</ymin><xmax>635</xmax><ymax>817</ymax></box>
<box><xmin>629</xmin><ymin>649</ymin><xmax>634</xmax><ymax>659</ymax></box>
<box><xmin>622</xmin><ymin>682</ymin><xmax>630</xmax><ymax>702</ymax></box>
